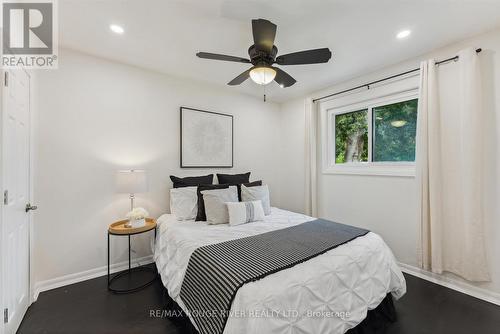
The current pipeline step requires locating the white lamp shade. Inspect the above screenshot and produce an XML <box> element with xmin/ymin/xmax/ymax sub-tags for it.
<box><xmin>249</xmin><ymin>66</ymin><xmax>276</xmax><ymax>85</ymax></box>
<box><xmin>115</xmin><ymin>170</ymin><xmax>148</xmax><ymax>194</ymax></box>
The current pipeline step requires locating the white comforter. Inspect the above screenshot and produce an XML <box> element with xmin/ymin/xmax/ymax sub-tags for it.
<box><xmin>154</xmin><ymin>208</ymin><xmax>406</xmax><ymax>334</ymax></box>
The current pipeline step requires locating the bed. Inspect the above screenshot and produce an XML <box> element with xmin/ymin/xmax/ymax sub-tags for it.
<box><xmin>154</xmin><ymin>207</ymin><xmax>406</xmax><ymax>334</ymax></box>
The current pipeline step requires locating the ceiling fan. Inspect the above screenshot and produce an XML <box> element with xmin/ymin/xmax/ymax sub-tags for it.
<box><xmin>196</xmin><ymin>19</ymin><xmax>332</xmax><ymax>88</ymax></box>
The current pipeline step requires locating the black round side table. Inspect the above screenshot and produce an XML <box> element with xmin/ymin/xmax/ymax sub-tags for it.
<box><xmin>107</xmin><ymin>218</ymin><xmax>157</xmax><ymax>294</ymax></box>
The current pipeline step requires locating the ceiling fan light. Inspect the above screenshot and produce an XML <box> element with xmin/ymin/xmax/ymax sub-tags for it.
<box><xmin>249</xmin><ymin>66</ymin><xmax>276</xmax><ymax>85</ymax></box>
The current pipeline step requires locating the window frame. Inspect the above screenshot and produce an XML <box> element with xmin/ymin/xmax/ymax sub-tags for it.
<box><xmin>323</xmin><ymin>89</ymin><xmax>419</xmax><ymax>177</ymax></box>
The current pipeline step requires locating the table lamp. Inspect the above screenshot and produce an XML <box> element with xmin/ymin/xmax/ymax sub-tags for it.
<box><xmin>115</xmin><ymin>170</ymin><xmax>148</xmax><ymax>210</ymax></box>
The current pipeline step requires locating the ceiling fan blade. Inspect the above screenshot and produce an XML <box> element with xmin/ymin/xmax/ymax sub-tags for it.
<box><xmin>275</xmin><ymin>48</ymin><xmax>332</xmax><ymax>65</ymax></box>
<box><xmin>197</xmin><ymin>52</ymin><xmax>250</xmax><ymax>63</ymax></box>
<box><xmin>252</xmin><ymin>19</ymin><xmax>277</xmax><ymax>54</ymax></box>
<box><xmin>273</xmin><ymin>67</ymin><xmax>296</xmax><ymax>87</ymax></box>
<box><xmin>228</xmin><ymin>68</ymin><xmax>252</xmax><ymax>85</ymax></box>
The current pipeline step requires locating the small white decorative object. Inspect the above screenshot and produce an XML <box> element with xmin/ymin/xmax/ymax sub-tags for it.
<box><xmin>125</xmin><ymin>207</ymin><xmax>149</xmax><ymax>228</ymax></box>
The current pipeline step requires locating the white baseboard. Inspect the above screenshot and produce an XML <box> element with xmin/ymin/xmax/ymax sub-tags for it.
<box><xmin>33</xmin><ymin>255</ymin><xmax>154</xmax><ymax>302</ymax></box>
<box><xmin>398</xmin><ymin>262</ymin><xmax>500</xmax><ymax>306</ymax></box>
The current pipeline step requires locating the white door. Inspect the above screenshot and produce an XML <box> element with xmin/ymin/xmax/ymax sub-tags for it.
<box><xmin>2</xmin><ymin>69</ymin><xmax>31</xmax><ymax>334</ymax></box>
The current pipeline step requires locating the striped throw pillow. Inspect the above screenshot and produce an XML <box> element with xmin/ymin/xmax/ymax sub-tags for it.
<box><xmin>226</xmin><ymin>201</ymin><xmax>265</xmax><ymax>226</ymax></box>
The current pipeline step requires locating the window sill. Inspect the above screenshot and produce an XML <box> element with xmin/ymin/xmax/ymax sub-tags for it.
<box><xmin>322</xmin><ymin>164</ymin><xmax>416</xmax><ymax>177</ymax></box>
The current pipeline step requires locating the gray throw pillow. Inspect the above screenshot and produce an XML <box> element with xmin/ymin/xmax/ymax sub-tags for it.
<box><xmin>201</xmin><ymin>186</ymin><xmax>238</xmax><ymax>224</ymax></box>
<box><xmin>241</xmin><ymin>184</ymin><xmax>271</xmax><ymax>215</ymax></box>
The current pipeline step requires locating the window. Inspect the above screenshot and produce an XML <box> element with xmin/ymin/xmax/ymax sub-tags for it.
<box><xmin>334</xmin><ymin>109</ymin><xmax>368</xmax><ymax>163</ymax></box>
<box><xmin>372</xmin><ymin>99</ymin><xmax>418</xmax><ymax>162</ymax></box>
<box><xmin>324</xmin><ymin>91</ymin><xmax>418</xmax><ymax>176</ymax></box>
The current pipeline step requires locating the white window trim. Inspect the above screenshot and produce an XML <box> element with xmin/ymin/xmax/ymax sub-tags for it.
<box><xmin>320</xmin><ymin>78</ymin><xmax>419</xmax><ymax>177</ymax></box>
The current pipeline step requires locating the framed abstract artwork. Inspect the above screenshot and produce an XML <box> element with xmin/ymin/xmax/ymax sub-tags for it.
<box><xmin>180</xmin><ymin>107</ymin><xmax>234</xmax><ymax>168</ymax></box>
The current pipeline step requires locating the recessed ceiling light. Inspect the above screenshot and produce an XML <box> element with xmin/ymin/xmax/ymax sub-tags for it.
<box><xmin>110</xmin><ymin>24</ymin><xmax>124</xmax><ymax>34</ymax></box>
<box><xmin>396</xmin><ymin>29</ymin><xmax>411</xmax><ymax>39</ymax></box>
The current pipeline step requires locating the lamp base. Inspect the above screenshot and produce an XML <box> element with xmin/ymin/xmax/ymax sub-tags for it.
<box><xmin>130</xmin><ymin>194</ymin><xmax>135</xmax><ymax>211</ymax></box>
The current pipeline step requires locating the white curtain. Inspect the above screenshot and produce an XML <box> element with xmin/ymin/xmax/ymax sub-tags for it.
<box><xmin>304</xmin><ymin>97</ymin><xmax>318</xmax><ymax>217</ymax></box>
<box><xmin>416</xmin><ymin>47</ymin><xmax>490</xmax><ymax>281</ymax></box>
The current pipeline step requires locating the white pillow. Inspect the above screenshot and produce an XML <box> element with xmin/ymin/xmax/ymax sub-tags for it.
<box><xmin>226</xmin><ymin>201</ymin><xmax>265</xmax><ymax>226</ymax></box>
<box><xmin>241</xmin><ymin>184</ymin><xmax>271</xmax><ymax>215</ymax></box>
<box><xmin>170</xmin><ymin>186</ymin><xmax>198</xmax><ymax>220</ymax></box>
<box><xmin>201</xmin><ymin>186</ymin><xmax>238</xmax><ymax>225</ymax></box>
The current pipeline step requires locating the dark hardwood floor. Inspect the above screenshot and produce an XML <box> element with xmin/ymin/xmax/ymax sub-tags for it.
<box><xmin>18</xmin><ymin>267</ymin><xmax>500</xmax><ymax>334</ymax></box>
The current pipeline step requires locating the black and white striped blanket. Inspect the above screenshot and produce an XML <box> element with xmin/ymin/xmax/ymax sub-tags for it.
<box><xmin>179</xmin><ymin>219</ymin><xmax>369</xmax><ymax>334</ymax></box>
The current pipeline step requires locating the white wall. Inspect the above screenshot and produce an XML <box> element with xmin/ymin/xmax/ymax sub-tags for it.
<box><xmin>279</xmin><ymin>98</ymin><xmax>307</xmax><ymax>214</ymax></box>
<box><xmin>33</xmin><ymin>49</ymin><xmax>282</xmax><ymax>284</ymax></box>
<box><xmin>279</xmin><ymin>28</ymin><xmax>500</xmax><ymax>294</ymax></box>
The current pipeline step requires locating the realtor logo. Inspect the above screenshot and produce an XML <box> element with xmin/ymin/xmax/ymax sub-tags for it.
<box><xmin>1</xmin><ymin>0</ymin><xmax>58</xmax><ymax>68</ymax></box>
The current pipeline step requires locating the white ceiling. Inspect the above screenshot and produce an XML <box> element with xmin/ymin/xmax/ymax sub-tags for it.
<box><xmin>60</xmin><ymin>0</ymin><xmax>500</xmax><ymax>102</ymax></box>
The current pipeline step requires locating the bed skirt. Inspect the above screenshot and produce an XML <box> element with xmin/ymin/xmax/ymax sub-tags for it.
<box><xmin>163</xmin><ymin>290</ymin><xmax>397</xmax><ymax>334</ymax></box>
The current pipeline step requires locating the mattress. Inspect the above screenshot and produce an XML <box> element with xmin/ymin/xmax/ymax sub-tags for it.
<box><xmin>154</xmin><ymin>207</ymin><xmax>406</xmax><ymax>334</ymax></box>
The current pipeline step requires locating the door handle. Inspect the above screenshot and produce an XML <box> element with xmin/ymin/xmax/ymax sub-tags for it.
<box><xmin>25</xmin><ymin>203</ymin><xmax>38</xmax><ymax>212</ymax></box>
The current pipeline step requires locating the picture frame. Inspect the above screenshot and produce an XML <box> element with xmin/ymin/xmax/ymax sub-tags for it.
<box><xmin>180</xmin><ymin>107</ymin><xmax>234</xmax><ymax>168</ymax></box>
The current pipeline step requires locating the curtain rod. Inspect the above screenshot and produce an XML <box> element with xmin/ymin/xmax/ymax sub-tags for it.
<box><xmin>312</xmin><ymin>48</ymin><xmax>482</xmax><ymax>103</ymax></box>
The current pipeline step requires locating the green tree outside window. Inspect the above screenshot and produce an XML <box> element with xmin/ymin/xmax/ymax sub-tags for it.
<box><xmin>335</xmin><ymin>109</ymin><xmax>368</xmax><ymax>163</ymax></box>
<box><xmin>373</xmin><ymin>99</ymin><xmax>418</xmax><ymax>162</ymax></box>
